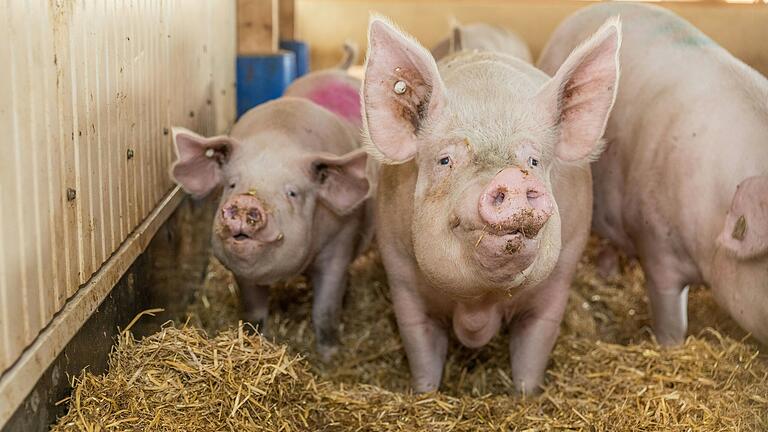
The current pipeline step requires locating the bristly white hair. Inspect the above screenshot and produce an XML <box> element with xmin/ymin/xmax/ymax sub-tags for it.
<box><xmin>360</xmin><ymin>14</ymin><xmax>622</xmax><ymax>169</ymax></box>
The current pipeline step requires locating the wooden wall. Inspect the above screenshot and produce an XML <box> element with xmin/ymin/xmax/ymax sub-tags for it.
<box><xmin>295</xmin><ymin>0</ymin><xmax>768</xmax><ymax>76</ymax></box>
<box><xmin>0</xmin><ymin>0</ymin><xmax>236</xmax><ymax>375</ymax></box>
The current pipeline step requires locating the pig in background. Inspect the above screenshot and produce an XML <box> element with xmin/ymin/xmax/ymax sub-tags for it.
<box><xmin>431</xmin><ymin>21</ymin><xmax>533</xmax><ymax>63</ymax></box>
<box><xmin>362</xmin><ymin>17</ymin><xmax>621</xmax><ymax>393</ymax></box>
<box><xmin>169</xmin><ymin>47</ymin><xmax>373</xmax><ymax>361</ymax></box>
<box><xmin>538</xmin><ymin>3</ymin><xmax>768</xmax><ymax>346</ymax></box>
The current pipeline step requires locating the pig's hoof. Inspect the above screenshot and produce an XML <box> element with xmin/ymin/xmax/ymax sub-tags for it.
<box><xmin>655</xmin><ymin>333</ymin><xmax>684</xmax><ymax>347</ymax></box>
<box><xmin>512</xmin><ymin>380</ymin><xmax>543</xmax><ymax>397</ymax></box>
<box><xmin>315</xmin><ymin>324</ymin><xmax>340</xmax><ymax>362</ymax></box>
<box><xmin>411</xmin><ymin>379</ymin><xmax>440</xmax><ymax>394</ymax></box>
<box><xmin>596</xmin><ymin>246</ymin><xmax>620</xmax><ymax>279</ymax></box>
<box><xmin>317</xmin><ymin>343</ymin><xmax>339</xmax><ymax>363</ymax></box>
<box><xmin>243</xmin><ymin>317</ymin><xmax>268</xmax><ymax>337</ymax></box>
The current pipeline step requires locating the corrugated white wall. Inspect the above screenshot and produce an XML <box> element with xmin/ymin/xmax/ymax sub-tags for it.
<box><xmin>0</xmin><ymin>0</ymin><xmax>236</xmax><ymax>374</ymax></box>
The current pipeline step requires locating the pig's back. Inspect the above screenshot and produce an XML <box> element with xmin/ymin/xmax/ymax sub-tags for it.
<box><xmin>539</xmin><ymin>3</ymin><xmax>768</xmax><ymax>263</ymax></box>
<box><xmin>284</xmin><ymin>70</ymin><xmax>363</xmax><ymax>129</ymax></box>
<box><xmin>230</xmin><ymin>97</ymin><xmax>360</xmax><ymax>157</ymax></box>
<box><xmin>539</xmin><ymin>3</ymin><xmax>742</xmax><ymax>98</ymax></box>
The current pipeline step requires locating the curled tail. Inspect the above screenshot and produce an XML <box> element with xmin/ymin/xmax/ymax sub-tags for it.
<box><xmin>337</xmin><ymin>40</ymin><xmax>359</xmax><ymax>70</ymax></box>
<box><xmin>430</xmin><ymin>17</ymin><xmax>463</xmax><ymax>60</ymax></box>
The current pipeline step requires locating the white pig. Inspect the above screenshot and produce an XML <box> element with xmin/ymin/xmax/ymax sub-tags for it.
<box><xmin>538</xmin><ymin>3</ymin><xmax>768</xmax><ymax>345</ymax></box>
<box><xmin>362</xmin><ymin>16</ymin><xmax>621</xmax><ymax>393</ymax></box>
<box><xmin>170</xmin><ymin>65</ymin><xmax>370</xmax><ymax>361</ymax></box>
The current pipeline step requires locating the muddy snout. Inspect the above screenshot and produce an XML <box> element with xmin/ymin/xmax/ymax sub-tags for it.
<box><xmin>479</xmin><ymin>168</ymin><xmax>553</xmax><ymax>238</ymax></box>
<box><xmin>219</xmin><ymin>194</ymin><xmax>268</xmax><ymax>241</ymax></box>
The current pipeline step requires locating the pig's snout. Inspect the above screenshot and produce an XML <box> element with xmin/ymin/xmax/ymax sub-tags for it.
<box><xmin>479</xmin><ymin>168</ymin><xmax>553</xmax><ymax>238</ymax></box>
<box><xmin>220</xmin><ymin>194</ymin><xmax>268</xmax><ymax>240</ymax></box>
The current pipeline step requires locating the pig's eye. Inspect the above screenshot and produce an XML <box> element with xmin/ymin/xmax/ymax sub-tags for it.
<box><xmin>229</xmin><ymin>183</ymin><xmax>236</xmax><ymax>189</ymax></box>
<box><xmin>527</xmin><ymin>157</ymin><xmax>540</xmax><ymax>168</ymax></box>
<box><xmin>286</xmin><ymin>188</ymin><xmax>299</xmax><ymax>199</ymax></box>
<box><xmin>438</xmin><ymin>156</ymin><xmax>451</xmax><ymax>166</ymax></box>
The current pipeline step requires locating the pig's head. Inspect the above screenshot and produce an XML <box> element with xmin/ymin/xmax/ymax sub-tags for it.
<box><xmin>171</xmin><ymin>99</ymin><xmax>369</xmax><ymax>283</ymax></box>
<box><xmin>363</xmin><ymin>17</ymin><xmax>620</xmax><ymax>298</ymax></box>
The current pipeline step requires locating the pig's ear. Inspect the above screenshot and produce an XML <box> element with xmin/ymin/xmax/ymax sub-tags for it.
<box><xmin>311</xmin><ymin>149</ymin><xmax>370</xmax><ymax>216</ymax></box>
<box><xmin>717</xmin><ymin>176</ymin><xmax>768</xmax><ymax>260</ymax></box>
<box><xmin>170</xmin><ymin>127</ymin><xmax>237</xmax><ymax>199</ymax></box>
<box><xmin>538</xmin><ymin>17</ymin><xmax>621</xmax><ymax>163</ymax></box>
<box><xmin>363</xmin><ymin>16</ymin><xmax>447</xmax><ymax>163</ymax></box>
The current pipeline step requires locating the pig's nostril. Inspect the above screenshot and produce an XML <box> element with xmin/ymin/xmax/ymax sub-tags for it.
<box><xmin>526</xmin><ymin>189</ymin><xmax>547</xmax><ymax>209</ymax></box>
<box><xmin>493</xmin><ymin>190</ymin><xmax>506</xmax><ymax>206</ymax></box>
<box><xmin>245</xmin><ymin>209</ymin><xmax>262</xmax><ymax>226</ymax></box>
<box><xmin>223</xmin><ymin>206</ymin><xmax>238</xmax><ymax>220</ymax></box>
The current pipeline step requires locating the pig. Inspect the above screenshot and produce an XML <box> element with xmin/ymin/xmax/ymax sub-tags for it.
<box><xmin>538</xmin><ymin>3</ymin><xmax>768</xmax><ymax>346</ymax></box>
<box><xmin>170</xmin><ymin>63</ymin><xmax>371</xmax><ymax>361</ymax></box>
<box><xmin>431</xmin><ymin>21</ymin><xmax>533</xmax><ymax>63</ymax></box>
<box><xmin>362</xmin><ymin>16</ymin><xmax>621</xmax><ymax>393</ymax></box>
<box><xmin>284</xmin><ymin>42</ymin><xmax>362</xmax><ymax>130</ymax></box>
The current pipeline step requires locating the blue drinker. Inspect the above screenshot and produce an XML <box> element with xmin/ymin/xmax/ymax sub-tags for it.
<box><xmin>236</xmin><ymin>50</ymin><xmax>297</xmax><ymax>117</ymax></box>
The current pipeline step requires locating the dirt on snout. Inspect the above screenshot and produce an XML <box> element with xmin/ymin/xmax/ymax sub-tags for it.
<box><xmin>503</xmin><ymin>237</ymin><xmax>523</xmax><ymax>254</ymax></box>
<box><xmin>513</xmin><ymin>208</ymin><xmax>546</xmax><ymax>238</ymax></box>
<box><xmin>491</xmin><ymin>207</ymin><xmax>546</xmax><ymax>239</ymax></box>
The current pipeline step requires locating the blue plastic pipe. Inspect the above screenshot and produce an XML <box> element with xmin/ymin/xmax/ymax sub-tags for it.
<box><xmin>279</xmin><ymin>40</ymin><xmax>309</xmax><ymax>78</ymax></box>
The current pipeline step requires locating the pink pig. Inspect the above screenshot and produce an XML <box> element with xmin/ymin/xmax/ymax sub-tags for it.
<box><xmin>362</xmin><ymin>16</ymin><xmax>621</xmax><ymax>393</ymax></box>
<box><xmin>538</xmin><ymin>3</ymin><xmax>768</xmax><ymax>346</ymax></box>
<box><xmin>170</xmin><ymin>62</ymin><xmax>371</xmax><ymax>361</ymax></box>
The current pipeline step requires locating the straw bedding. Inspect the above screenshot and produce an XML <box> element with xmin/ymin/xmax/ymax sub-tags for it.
<box><xmin>51</xmin><ymin>238</ymin><xmax>768</xmax><ymax>431</ymax></box>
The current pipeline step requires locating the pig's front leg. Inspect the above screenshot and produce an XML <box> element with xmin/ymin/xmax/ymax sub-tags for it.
<box><xmin>392</xmin><ymin>287</ymin><xmax>449</xmax><ymax>392</ymax></box>
<box><xmin>508</xmin><ymin>272</ymin><xmax>570</xmax><ymax>395</ymax></box>
<box><xmin>310</xmin><ymin>223</ymin><xmax>358</xmax><ymax>362</ymax></box>
<box><xmin>237</xmin><ymin>276</ymin><xmax>270</xmax><ymax>335</ymax></box>
<box><xmin>384</xmin><ymin>253</ymin><xmax>448</xmax><ymax>392</ymax></box>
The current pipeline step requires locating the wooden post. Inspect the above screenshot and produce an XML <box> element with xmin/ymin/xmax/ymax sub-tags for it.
<box><xmin>237</xmin><ymin>0</ymin><xmax>278</xmax><ymax>55</ymax></box>
<box><xmin>278</xmin><ymin>0</ymin><xmax>295</xmax><ymax>41</ymax></box>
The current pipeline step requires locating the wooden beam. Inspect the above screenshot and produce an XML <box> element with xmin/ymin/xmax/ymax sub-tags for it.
<box><xmin>237</xmin><ymin>0</ymin><xmax>278</xmax><ymax>55</ymax></box>
<box><xmin>279</xmin><ymin>0</ymin><xmax>295</xmax><ymax>41</ymax></box>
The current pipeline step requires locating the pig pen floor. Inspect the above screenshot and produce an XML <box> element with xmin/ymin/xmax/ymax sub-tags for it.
<box><xmin>51</xmin><ymin>238</ymin><xmax>768</xmax><ymax>431</ymax></box>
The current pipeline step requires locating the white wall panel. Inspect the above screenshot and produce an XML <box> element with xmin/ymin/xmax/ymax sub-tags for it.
<box><xmin>0</xmin><ymin>0</ymin><xmax>236</xmax><ymax>375</ymax></box>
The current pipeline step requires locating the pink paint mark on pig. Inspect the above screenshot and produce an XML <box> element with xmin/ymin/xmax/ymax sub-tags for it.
<box><xmin>307</xmin><ymin>82</ymin><xmax>362</xmax><ymax>127</ymax></box>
